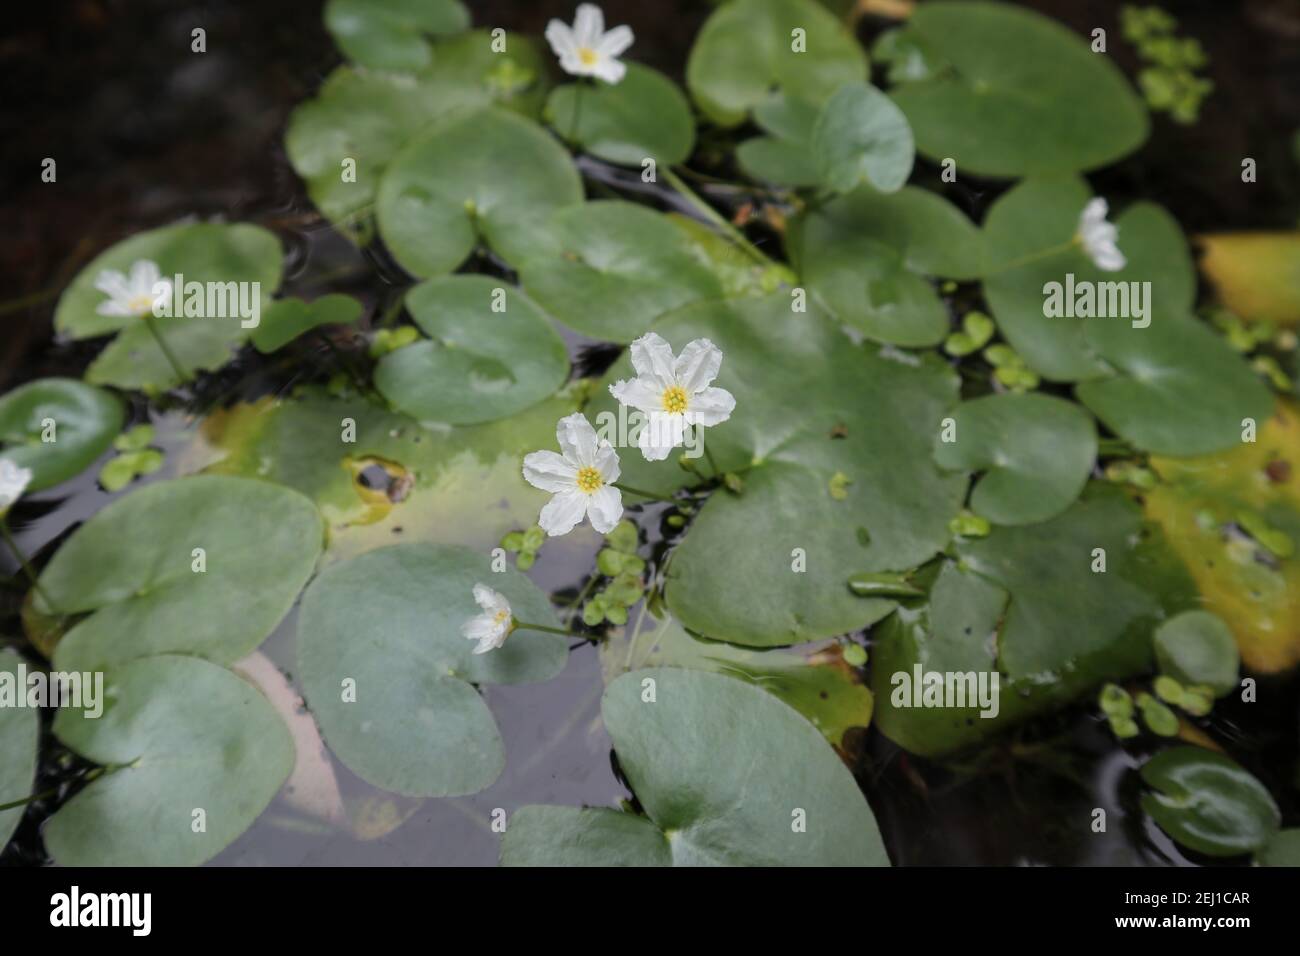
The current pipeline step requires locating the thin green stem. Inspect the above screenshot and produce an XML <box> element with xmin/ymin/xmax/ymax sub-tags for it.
<box><xmin>0</xmin><ymin>517</ymin><xmax>55</xmax><ymax>612</ymax></box>
<box><xmin>0</xmin><ymin>763</ymin><xmax>125</xmax><ymax>813</ymax></box>
<box><xmin>512</xmin><ymin>619</ymin><xmax>574</xmax><ymax>637</ymax></box>
<box><xmin>142</xmin><ymin>313</ymin><xmax>190</xmax><ymax>384</ymax></box>
<box><xmin>663</xmin><ymin>167</ymin><xmax>771</xmax><ymax>267</ymax></box>
<box><xmin>570</xmin><ymin>81</ymin><xmax>585</xmax><ymax>144</ymax></box>
<box><xmin>701</xmin><ymin>435</ymin><xmax>721</xmax><ymax>480</ymax></box>
<box><xmin>613</xmin><ymin>482</ymin><xmax>676</xmax><ymax>503</ymax></box>
<box><xmin>986</xmin><ymin>237</ymin><xmax>1080</xmax><ymax>276</ymax></box>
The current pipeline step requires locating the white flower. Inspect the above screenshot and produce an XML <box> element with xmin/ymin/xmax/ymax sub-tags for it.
<box><xmin>0</xmin><ymin>459</ymin><xmax>33</xmax><ymax>518</ymax></box>
<box><xmin>1077</xmin><ymin>198</ymin><xmax>1126</xmax><ymax>272</ymax></box>
<box><xmin>522</xmin><ymin>413</ymin><xmax>623</xmax><ymax>537</ymax></box>
<box><xmin>545</xmin><ymin>4</ymin><xmax>634</xmax><ymax>84</ymax></box>
<box><xmin>609</xmin><ymin>333</ymin><xmax>736</xmax><ymax>462</ymax></box>
<box><xmin>461</xmin><ymin>583</ymin><xmax>514</xmax><ymax>655</ymax></box>
<box><xmin>94</xmin><ymin>259</ymin><xmax>172</xmax><ymax>318</ymax></box>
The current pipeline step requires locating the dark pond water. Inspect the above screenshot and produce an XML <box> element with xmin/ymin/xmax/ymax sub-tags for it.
<box><xmin>1</xmin><ymin>0</ymin><xmax>1298</xmax><ymax>866</ymax></box>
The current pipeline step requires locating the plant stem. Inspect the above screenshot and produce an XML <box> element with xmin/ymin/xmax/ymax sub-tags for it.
<box><xmin>142</xmin><ymin>313</ymin><xmax>190</xmax><ymax>384</ymax></box>
<box><xmin>512</xmin><ymin>619</ymin><xmax>574</xmax><ymax>637</ymax></box>
<box><xmin>570</xmin><ymin>81</ymin><xmax>585</xmax><ymax>144</ymax></box>
<box><xmin>662</xmin><ymin>167</ymin><xmax>772</xmax><ymax>267</ymax></box>
<box><xmin>0</xmin><ymin>517</ymin><xmax>55</xmax><ymax>612</ymax></box>
<box><xmin>0</xmin><ymin>763</ymin><xmax>122</xmax><ymax>813</ymax></box>
<box><xmin>613</xmin><ymin>482</ymin><xmax>676</xmax><ymax>503</ymax></box>
<box><xmin>702</xmin><ymin>437</ymin><xmax>721</xmax><ymax>480</ymax></box>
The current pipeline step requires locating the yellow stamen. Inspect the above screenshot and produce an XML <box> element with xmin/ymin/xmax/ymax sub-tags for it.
<box><xmin>127</xmin><ymin>294</ymin><xmax>157</xmax><ymax>315</ymax></box>
<box><xmin>575</xmin><ymin>465</ymin><xmax>604</xmax><ymax>494</ymax></box>
<box><xmin>577</xmin><ymin>47</ymin><xmax>599</xmax><ymax>66</ymax></box>
<box><xmin>661</xmin><ymin>385</ymin><xmax>689</xmax><ymax>414</ymax></box>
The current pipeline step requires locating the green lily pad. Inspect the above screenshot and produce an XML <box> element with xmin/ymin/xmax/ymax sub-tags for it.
<box><xmin>885</xmin><ymin>1</ymin><xmax>1148</xmax><ymax>178</ymax></box>
<box><xmin>0</xmin><ymin>649</ymin><xmax>39</xmax><ymax>853</ymax></box>
<box><xmin>932</xmin><ymin>392</ymin><xmax>1097</xmax><ymax>525</ymax></box>
<box><xmin>251</xmin><ymin>295</ymin><xmax>363</xmax><ymax>354</ymax></box>
<box><xmin>583</xmin><ymin>295</ymin><xmax>966</xmax><ymax>647</ymax></box>
<box><xmin>286</xmin><ymin>36</ymin><xmax>551</xmax><ymax>232</ymax></box>
<box><xmin>36</xmin><ymin>475</ymin><xmax>324</xmax><ymax>672</ymax></box>
<box><xmin>1075</xmin><ymin>315</ymin><xmax>1275</xmax><ymax>456</ymax></box>
<box><xmin>600</xmin><ymin>613</ymin><xmax>873</xmax><ymax>748</ymax></box>
<box><xmin>376</xmin><ymin>107</ymin><xmax>582</xmax><ymax>277</ymax></box>
<box><xmin>44</xmin><ymin>655</ymin><xmax>293</xmax><ymax>866</ymax></box>
<box><xmin>982</xmin><ymin>177</ymin><xmax>1195</xmax><ymax>382</ymax></box>
<box><xmin>547</xmin><ymin>63</ymin><xmax>695</xmax><ymax>167</ymax></box>
<box><xmin>798</xmin><ymin>186</ymin><xmax>983</xmax><ymax>346</ymax></box>
<box><xmin>296</xmin><ymin>542</ymin><xmax>566</xmax><ymax>796</ymax></box>
<box><xmin>323</xmin><ymin>0</ymin><xmax>469</xmax><ymax>71</ymax></box>
<box><xmin>519</xmin><ymin>201</ymin><xmax>723</xmax><ymax>342</ymax></box>
<box><xmin>736</xmin><ymin>93</ymin><xmax>821</xmax><ymax>186</ymax></box>
<box><xmin>686</xmin><ymin>0</ymin><xmax>868</xmax><ymax>127</ymax></box>
<box><xmin>502</xmin><ymin>668</ymin><xmax>889</xmax><ymax>865</ymax></box>
<box><xmin>1257</xmin><ymin>829</ymin><xmax>1300</xmax><ymax>866</ymax></box>
<box><xmin>0</xmin><ymin>378</ymin><xmax>124</xmax><ymax>491</ymax></box>
<box><xmin>1152</xmin><ymin>610</ymin><xmax>1240</xmax><ymax>696</ymax></box>
<box><xmin>812</xmin><ymin>82</ymin><xmax>914</xmax><ymax>195</ymax></box>
<box><xmin>374</xmin><ymin>276</ymin><xmax>567</xmax><ymax>424</ymax></box>
<box><xmin>1140</xmin><ymin>747</ymin><xmax>1280</xmax><ymax>857</ymax></box>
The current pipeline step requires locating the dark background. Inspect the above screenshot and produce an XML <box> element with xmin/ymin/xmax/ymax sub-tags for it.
<box><xmin>1</xmin><ymin>0</ymin><xmax>1298</xmax><ymax>389</ymax></box>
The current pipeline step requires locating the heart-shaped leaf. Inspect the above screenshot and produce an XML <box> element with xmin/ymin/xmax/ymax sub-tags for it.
<box><xmin>546</xmin><ymin>63</ymin><xmax>695</xmax><ymax>167</ymax></box>
<box><xmin>0</xmin><ymin>378</ymin><xmax>124</xmax><ymax>491</ymax></box>
<box><xmin>251</xmin><ymin>295</ymin><xmax>363</xmax><ymax>354</ymax></box>
<box><xmin>376</xmin><ymin>107</ymin><xmax>582</xmax><ymax>277</ymax></box>
<box><xmin>502</xmin><ymin>668</ymin><xmax>889</xmax><ymax>865</ymax></box>
<box><xmin>44</xmin><ymin>654</ymin><xmax>293</xmax><ymax>866</ymax></box>
<box><xmin>686</xmin><ymin>0</ymin><xmax>868</xmax><ymax>127</ymax></box>
<box><xmin>933</xmin><ymin>392</ymin><xmax>1097</xmax><ymax>525</ymax></box>
<box><xmin>37</xmin><ymin>475</ymin><xmax>324</xmax><ymax>671</ymax></box>
<box><xmin>296</xmin><ymin>542</ymin><xmax>566</xmax><ymax>796</ymax></box>
<box><xmin>1140</xmin><ymin>747</ymin><xmax>1280</xmax><ymax>858</ymax></box>
<box><xmin>520</xmin><ymin>201</ymin><xmax>724</xmax><ymax>342</ymax></box>
<box><xmin>736</xmin><ymin>93</ymin><xmax>821</xmax><ymax>186</ymax></box>
<box><xmin>375</xmin><ymin>276</ymin><xmax>568</xmax><ymax>424</ymax></box>
<box><xmin>324</xmin><ymin>0</ymin><xmax>469</xmax><ymax>71</ymax></box>
<box><xmin>0</xmin><ymin>649</ymin><xmax>39</xmax><ymax>852</ymax></box>
<box><xmin>812</xmin><ymin>82</ymin><xmax>914</xmax><ymax>195</ymax></box>
<box><xmin>886</xmin><ymin>1</ymin><xmax>1148</xmax><ymax>178</ymax></box>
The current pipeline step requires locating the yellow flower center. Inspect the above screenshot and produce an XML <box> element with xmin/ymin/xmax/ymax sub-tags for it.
<box><xmin>661</xmin><ymin>385</ymin><xmax>689</xmax><ymax>414</ymax></box>
<box><xmin>493</xmin><ymin>609</ymin><xmax>511</xmax><ymax>626</ymax></box>
<box><xmin>127</xmin><ymin>293</ymin><xmax>157</xmax><ymax>315</ymax></box>
<box><xmin>575</xmin><ymin>465</ymin><xmax>604</xmax><ymax>494</ymax></box>
<box><xmin>577</xmin><ymin>47</ymin><xmax>599</xmax><ymax>66</ymax></box>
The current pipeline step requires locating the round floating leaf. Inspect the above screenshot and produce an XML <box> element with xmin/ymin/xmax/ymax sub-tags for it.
<box><xmin>324</xmin><ymin>0</ymin><xmax>469</xmax><ymax>71</ymax></box>
<box><xmin>686</xmin><ymin>0</ymin><xmax>868</xmax><ymax>127</ymax></box>
<box><xmin>1140</xmin><ymin>747</ymin><xmax>1280</xmax><ymax>858</ymax></box>
<box><xmin>982</xmin><ymin>177</ymin><xmax>1195</xmax><ymax>382</ymax></box>
<box><xmin>547</xmin><ymin>63</ymin><xmax>695</xmax><ymax>166</ymax></box>
<box><xmin>45</xmin><ymin>655</ymin><xmax>293</xmax><ymax>866</ymax></box>
<box><xmin>519</xmin><ymin>201</ymin><xmax>723</xmax><ymax>342</ymax></box>
<box><xmin>503</xmin><ymin>669</ymin><xmax>888</xmax><ymax>866</ymax></box>
<box><xmin>1153</xmin><ymin>610</ymin><xmax>1240</xmax><ymax>696</ymax></box>
<box><xmin>0</xmin><ymin>378</ymin><xmax>123</xmax><ymax>491</ymax></box>
<box><xmin>37</xmin><ymin>475</ymin><xmax>324</xmax><ymax>672</ymax></box>
<box><xmin>376</xmin><ymin>107</ymin><xmax>582</xmax><ymax>277</ymax></box>
<box><xmin>54</xmin><ymin>222</ymin><xmax>283</xmax><ymax>341</ymax></box>
<box><xmin>886</xmin><ymin>1</ymin><xmax>1148</xmax><ymax>178</ymax></box>
<box><xmin>1076</xmin><ymin>315</ymin><xmax>1275</xmax><ymax>456</ymax></box>
<box><xmin>583</xmin><ymin>295</ymin><xmax>965</xmax><ymax>647</ymax></box>
<box><xmin>297</xmin><ymin>543</ymin><xmax>566</xmax><ymax>796</ymax></box>
<box><xmin>251</xmin><ymin>294</ymin><xmax>363</xmax><ymax>354</ymax></box>
<box><xmin>812</xmin><ymin>82</ymin><xmax>914</xmax><ymax>195</ymax></box>
<box><xmin>736</xmin><ymin>94</ymin><xmax>821</xmax><ymax>186</ymax></box>
<box><xmin>375</xmin><ymin>277</ymin><xmax>567</xmax><ymax>424</ymax></box>
<box><xmin>932</xmin><ymin>392</ymin><xmax>1097</xmax><ymax>525</ymax></box>
<box><xmin>799</xmin><ymin>186</ymin><xmax>983</xmax><ymax>346</ymax></box>
<box><xmin>1257</xmin><ymin>829</ymin><xmax>1300</xmax><ymax>866</ymax></box>
<box><xmin>0</xmin><ymin>649</ymin><xmax>39</xmax><ymax>852</ymax></box>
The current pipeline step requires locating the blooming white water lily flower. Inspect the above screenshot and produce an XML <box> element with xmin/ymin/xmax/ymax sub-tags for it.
<box><xmin>1077</xmin><ymin>198</ymin><xmax>1126</xmax><ymax>272</ymax></box>
<box><xmin>0</xmin><ymin>459</ymin><xmax>33</xmax><ymax>518</ymax></box>
<box><xmin>523</xmin><ymin>413</ymin><xmax>623</xmax><ymax>536</ymax></box>
<box><xmin>545</xmin><ymin>4</ymin><xmax>634</xmax><ymax>84</ymax></box>
<box><xmin>94</xmin><ymin>259</ymin><xmax>172</xmax><ymax>318</ymax></box>
<box><xmin>609</xmin><ymin>332</ymin><xmax>737</xmax><ymax>462</ymax></box>
<box><xmin>461</xmin><ymin>583</ymin><xmax>515</xmax><ymax>655</ymax></box>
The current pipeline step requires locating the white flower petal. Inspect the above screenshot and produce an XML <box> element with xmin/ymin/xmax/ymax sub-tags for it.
<box><xmin>130</xmin><ymin>259</ymin><xmax>161</xmax><ymax>295</ymax></box>
<box><xmin>573</xmin><ymin>3</ymin><xmax>604</xmax><ymax>47</ymax></box>
<box><xmin>593</xmin><ymin>440</ymin><xmax>621</xmax><ymax>484</ymax></box>
<box><xmin>597</xmin><ymin>24</ymin><xmax>634</xmax><ymax>58</ymax></box>
<box><xmin>673</xmin><ymin>338</ymin><xmax>723</xmax><ymax>393</ymax></box>
<box><xmin>471</xmin><ymin>583</ymin><xmax>509</xmax><ymax>616</ymax></box>
<box><xmin>538</xmin><ymin>488</ymin><xmax>589</xmax><ymax>536</ymax></box>
<box><xmin>637</xmin><ymin>412</ymin><xmax>688</xmax><ymax>461</ymax></box>
<box><xmin>608</xmin><ymin>376</ymin><xmax>660</xmax><ymax>413</ymax></box>
<box><xmin>544</xmin><ymin>20</ymin><xmax>577</xmax><ymax>58</ymax></box>
<box><xmin>586</xmin><ymin>485</ymin><xmax>623</xmax><ymax>534</ymax></box>
<box><xmin>0</xmin><ymin>459</ymin><xmax>33</xmax><ymax>513</ymax></box>
<box><xmin>462</xmin><ymin>615</ymin><xmax>498</xmax><ymax>641</ymax></box>
<box><xmin>628</xmin><ymin>332</ymin><xmax>676</xmax><ymax>386</ymax></box>
<box><xmin>93</xmin><ymin>269</ymin><xmax>131</xmax><ymax>299</ymax></box>
<box><xmin>591</xmin><ymin>56</ymin><xmax>626</xmax><ymax>84</ymax></box>
<box><xmin>523</xmin><ymin>450</ymin><xmax>577</xmax><ymax>493</ymax></box>
<box><xmin>555</xmin><ymin>412</ymin><xmax>599</xmax><ymax>467</ymax></box>
<box><xmin>686</xmin><ymin>386</ymin><xmax>735</xmax><ymax>427</ymax></box>
<box><xmin>96</xmin><ymin>300</ymin><xmax>133</xmax><ymax>317</ymax></box>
